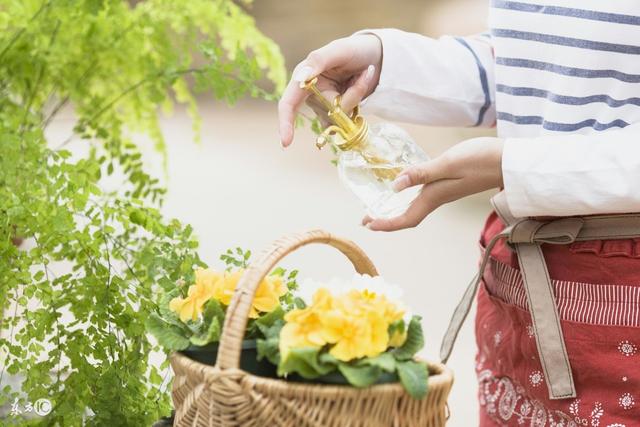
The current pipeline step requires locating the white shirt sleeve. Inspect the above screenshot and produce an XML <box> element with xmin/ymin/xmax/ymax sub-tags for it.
<box><xmin>355</xmin><ymin>29</ymin><xmax>496</xmax><ymax>128</ymax></box>
<box><xmin>503</xmin><ymin>123</ymin><xmax>640</xmax><ymax>217</ymax></box>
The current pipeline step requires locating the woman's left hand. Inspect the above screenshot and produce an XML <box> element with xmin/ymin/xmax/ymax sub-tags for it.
<box><xmin>363</xmin><ymin>137</ymin><xmax>504</xmax><ymax>231</ymax></box>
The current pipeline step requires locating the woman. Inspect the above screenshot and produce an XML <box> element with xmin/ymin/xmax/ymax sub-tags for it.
<box><xmin>278</xmin><ymin>2</ymin><xmax>640</xmax><ymax>426</ymax></box>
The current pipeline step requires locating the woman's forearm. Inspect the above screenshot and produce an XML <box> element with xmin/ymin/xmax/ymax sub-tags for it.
<box><xmin>356</xmin><ymin>29</ymin><xmax>496</xmax><ymax>128</ymax></box>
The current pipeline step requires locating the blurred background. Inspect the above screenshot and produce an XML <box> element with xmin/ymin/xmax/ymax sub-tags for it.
<box><xmin>173</xmin><ymin>1</ymin><xmax>494</xmax><ymax>424</ymax></box>
<box><xmin>48</xmin><ymin>0</ymin><xmax>495</xmax><ymax>425</ymax></box>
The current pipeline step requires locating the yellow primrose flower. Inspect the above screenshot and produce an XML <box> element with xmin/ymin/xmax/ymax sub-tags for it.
<box><xmin>212</xmin><ymin>269</ymin><xmax>288</xmax><ymax>318</ymax></box>
<box><xmin>196</xmin><ymin>267</ymin><xmax>221</xmax><ymax>290</ymax></box>
<box><xmin>213</xmin><ymin>269</ymin><xmax>242</xmax><ymax>306</ymax></box>
<box><xmin>251</xmin><ymin>274</ymin><xmax>287</xmax><ymax>318</ymax></box>
<box><xmin>279</xmin><ymin>287</ymin><xmax>404</xmax><ymax>362</ymax></box>
<box><xmin>279</xmin><ymin>309</ymin><xmax>326</xmax><ymax>360</ymax></box>
<box><xmin>326</xmin><ymin>309</ymin><xmax>389</xmax><ymax>362</ymax></box>
<box><xmin>169</xmin><ymin>268</ymin><xmax>220</xmax><ymax>322</ymax></box>
<box><xmin>355</xmin><ymin>289</ymin><xmax>405</xmax><ymax>324</ymax></box>
<box><xmin>279</xmin><ymin>288</ymin><xmax>336</xmax><ymax>359</ymax></box>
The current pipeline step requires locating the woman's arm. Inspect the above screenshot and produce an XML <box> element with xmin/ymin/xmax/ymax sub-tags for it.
<box><xmin>363</xmin><ymin>124</ymin><xmax>640</xmax><ymax>231</ymax></box>
<box><xmin>358</xmin><ymin>29</ymin><xmax>496</xmax><ymax>128</ymax></box>
<box><xmin>278</xmin><ymin>29</ymin><xmax>496</xmax><ymax>146</ymax></box>
<box><xmin>363</xmin><ymin>136</ymin><xmax>504</xmax><ymax>231</ymax></box>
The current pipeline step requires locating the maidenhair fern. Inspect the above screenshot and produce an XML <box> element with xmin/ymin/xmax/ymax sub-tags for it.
<box><xmin>0</xmin><ymin>0</ymin><xmax>285</xmax><ymax>424</ymax></box>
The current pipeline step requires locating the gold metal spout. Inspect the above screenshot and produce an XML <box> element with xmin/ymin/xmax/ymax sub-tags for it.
<box><xmin>300</xmin><ymin>76</ymin><xmax>401</xmax><ymax>182</ymax></box>
<box><xmin>300</xmin><ymin>77</ymin><xmax>368</xmax><ymax>151</ymax></box>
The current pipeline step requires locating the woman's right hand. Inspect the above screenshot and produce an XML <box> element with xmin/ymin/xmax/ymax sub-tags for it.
<box><xmin>278</xmin><ymin>34</ymin><xmax>383</xmax><ymax>147</ymax></box>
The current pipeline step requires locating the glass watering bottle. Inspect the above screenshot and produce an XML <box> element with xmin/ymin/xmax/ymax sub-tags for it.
<box><xmin>302</xmin><ymin>77</ymin><xmax>429</xmax><ymax>219</ymax></box>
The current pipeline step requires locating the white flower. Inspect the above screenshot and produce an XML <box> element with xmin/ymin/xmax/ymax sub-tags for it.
<box><xmin>494</xmin><ymin>331</ymin><xmax>502</xmax><ymax>346</ymax></box>
<box><xmin>529</xmin><ymin>370</ymin><xmax>544</xmax><ymax>387</ymax></box>
<box><xmin>619</xmin><ymin>393</ymin><xmax>635</xmax><ymax>410</ymax></box>
<box><xmin>618</xmin><ymin>340</ymin><xmax>637</xmax><ymax>357</ymax></box>
<box><xmin>526</xmin><ymin>324</ymin><xmax>535</xmax><ymax>338</ymax></box>
<box><xmin>297</xmin><ymin>273</ymin><xmax>405</xmax><ymax>308</ymax></box>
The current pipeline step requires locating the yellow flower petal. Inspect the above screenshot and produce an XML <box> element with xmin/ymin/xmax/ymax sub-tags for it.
<box><xmin>195</xmin><ymin>268</ymin><xmax>221</xmax><ymax>289</ymax></box>
<box><xmin>389</xmin><ymin>329</ymin><xmax>408</xmax><ymax>348</ymax></box>
<box><xmin>280</xmin><ymin>288</ymin><xmax>396</xmax><ymax>363</ymax></box>
<box><xmin>169</xmin><ymin>296</ymin><xmax>199</xmax><ymax>322</ymax></box>
<box><xmin>252</xmin><ymin>276</ymin><xmax>286</xmax><ymax>313</ymax></box>
<box><xmin>252</xmin><ymin>295</ymin><xmax>279</xmax><ymax>314</ymax></box>
<box><xmin>248</xmin><ymin>306</ymin><xmax>259</xmax><ymax>319</ymax></box>
<box><xmin>169</xmin><ymin>296</ymin><xmax>184</xmax><ymax>313</ymax></box>
<box><xmin>213</xmin><ymin>269</ymin><xmax>243</xmax><ymax>306</ymax></box>
<box><xmin>168</xmin><ymin>268</ymin><xmax>223</xmax><ymax>323</ymax></box>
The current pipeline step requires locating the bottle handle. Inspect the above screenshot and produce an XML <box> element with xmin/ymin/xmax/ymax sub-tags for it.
<box><xmin>315</xmin><ymin>95</ymin><xmax>361</xmax><ymax>150</ymax></box>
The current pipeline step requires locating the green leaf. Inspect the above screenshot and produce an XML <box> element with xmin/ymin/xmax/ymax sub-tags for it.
<box><xmin>0</xmin><ymin>0</ymin><xmax>287</xmax><ymax>422</ymax></box>
<box><xmin>202</xmin><ymin>298</ymin><xmax>225</xmax><ymax>325</ymax></box>
<box><xmin>256</xmin><ymin>319</ymin><xmax>283</xmax><ymax>364</ymax></box>
<box><xmin>278</xmin><ymin>347</ymin><xmax>335</xmax><ymax>379</ymax></box>
<box><xmin>337</xmin><ymin>363</ymin><xmax>382</xmax><ymax>388</ymax></box>
<box><xmin>189</xmin><ymin>317</ymin><xmax>221</xmax><ymax>346</ymax></box>
<box><xmin>388</xmin><ymin>319</ymin><xmax>405</xmax><ymax>338</ymax></box>
<box><xmin>393</xmin><ymin>315</ymin><xmax>424</xmax><ymax>361</ymax></box>
<box><xmin>357</xmin><ymin>352</ymin><xmax>396</xmax><ymax>373</ymax></box>
<box><xmin>397</xmin><ymin>360</ymin><xmax>429</xmax><ymax>399</ymax></box>
<box><xmin>164</xmin><ymin>296</ymin><xmax>226</xmax><ymax>347</ymax></box>
<box><xmin>270</xmin><ymin>266</ymin><xmax>285</xmax><ymax>276</ymax></box>
<box><xmin>256</xmin><ymin>337</ymin><xmax>280</xmax><ymax>365</ymax></box>
<box><xmin>293</xmin><ymin>297</ymin><xmax>307</xmax><ymax>309</ymax></box>
<box><xmin>318</xmin><ymin>352</ymin><xmax>340</xmax><ymax>366</ymax></box>
<box><xmin>255</xmin><ymin>305</ymin><xmax>284</xmax><ymax>335</ymax></box>
<box><xmin>145</xmin><ymin>313</ymin><xmax>190</xmax><ymax>351</ymax></box>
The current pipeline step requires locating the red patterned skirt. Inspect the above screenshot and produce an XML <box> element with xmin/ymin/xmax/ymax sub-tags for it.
<box><xmin>476</xmin><ymin>212</ymin><xmax>640</xmax><ymax>427</ymax></box>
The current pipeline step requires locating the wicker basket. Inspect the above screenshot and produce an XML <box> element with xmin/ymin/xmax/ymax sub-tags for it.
<box><xmin>170</xmin><ymin>230</ymin><xmax>454</xmax><ymax>427</ymax></box>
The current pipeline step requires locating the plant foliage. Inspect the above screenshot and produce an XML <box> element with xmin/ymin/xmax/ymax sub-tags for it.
<box><xmin>146</xmin><ymin>248</ymin><xmax>298</xmax><ymax>351</ymax></box>
<box><xmin>0</xmin><ymin>0</ymin><xmax>285</xmax><ymax>424</ymax></box>
<box><xmin>258</xmin><ymin>314</ymin><xmax>429</xmax><ymax>399</ymax></box>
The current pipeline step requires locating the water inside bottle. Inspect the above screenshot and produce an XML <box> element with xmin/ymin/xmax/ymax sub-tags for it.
<box><xmin>337</xmin><ymin>123</ymin><xmax>429</xmax><ymax>219</ymax></box>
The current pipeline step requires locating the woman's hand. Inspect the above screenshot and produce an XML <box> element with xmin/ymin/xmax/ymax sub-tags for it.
<box><xmin>363</xmin><ymin>137</ymin><xmax>505</xmax><ymax>231</ymax></box>
<box><xmin>278</xmin><ymin>34</ymin><xmax>383</xmax><ymax>147</ymax></box>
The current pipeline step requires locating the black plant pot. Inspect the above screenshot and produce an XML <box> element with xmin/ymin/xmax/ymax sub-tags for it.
<box><xmin>289</xmin><ymin>370</ymin><xmax>399</xmax><ymax>386</ymax></box>
<box><xmin>178</xmin><ymin>339</ymin><xmax>278</xmax><ymax>378</ymax></box>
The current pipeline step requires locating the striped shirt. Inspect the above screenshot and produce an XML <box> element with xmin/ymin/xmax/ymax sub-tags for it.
<box><xmin>490</xmin><ymin>0</ymin><xmax>640</xmax><ymax>137</ymax></box>
<box><xmin>360</xmin><ymin>1</ymin><xmax>640</xmax><ymax>217</ymax></box>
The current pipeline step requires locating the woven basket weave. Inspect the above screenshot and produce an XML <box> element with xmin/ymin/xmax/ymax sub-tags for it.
<box><xmin>170</xmin><ymin>230</ymin><xmax>454</xmax><ymax>427</ymax></box>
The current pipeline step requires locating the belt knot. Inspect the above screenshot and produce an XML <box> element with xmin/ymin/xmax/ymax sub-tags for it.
<box><xmin>507</xmin><ymin>218</ymin><xmax>585</xmax><ymax>245</ymax></box>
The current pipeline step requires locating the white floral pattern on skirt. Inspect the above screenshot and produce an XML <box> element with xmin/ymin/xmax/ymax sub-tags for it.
<box><xmin>477</xmin><ymin>369</ymin><xmax>627</xmax><ymax>427</ymax></box>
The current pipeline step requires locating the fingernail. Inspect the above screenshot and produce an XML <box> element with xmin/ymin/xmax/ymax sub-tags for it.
<box><xmin>293</xmin><ymin>65</ymin><xmax>314</xmax><ymax>83</ymax></box>
<box><xmin>365</xmin><ymin>64</ymin><xmax>375</xmax><ymax>82</ymax></box>
<box><xmin>392</xmin><ymin>175</ymin><xmax>410</xmax><ymax>192</ymax></box>
<box><xmin>365</xmin><ymin>223</ymin><xmax>373</xmax><ymax>230</ymax></box>
<box><xmin>279</xmin><ymin>123</ymin><xmax>290</xmax><ymax>148</ymax></box>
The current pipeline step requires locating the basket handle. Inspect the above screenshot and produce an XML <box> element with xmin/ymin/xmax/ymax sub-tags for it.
<box><xmin>215</xmin><ymin>229</ymin><xmax>378</xmax><ymax>370</ymax></box>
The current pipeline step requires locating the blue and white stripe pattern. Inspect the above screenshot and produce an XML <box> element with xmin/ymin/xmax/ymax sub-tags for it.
<box><xmin>455</xmin><ymin>37</ymin><xmax>493</xmax><ymax>126</ymax></box>
<box><xmin>487</xmin><ymin>0</ymin><xmax>640</xmax><ymax>137</ymax></box>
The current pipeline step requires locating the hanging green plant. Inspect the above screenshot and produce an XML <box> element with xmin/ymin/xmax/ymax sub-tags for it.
<box><xmin>0</xmin><ymin>0</ymin><xmax>285</xmax><ymax>425</ymax></box>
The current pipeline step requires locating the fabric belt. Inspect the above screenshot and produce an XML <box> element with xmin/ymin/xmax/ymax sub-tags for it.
<box><xmin>440</xmin><ymin>191</ymin><xmax>640</xmax><ymax>400</ymax></box>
